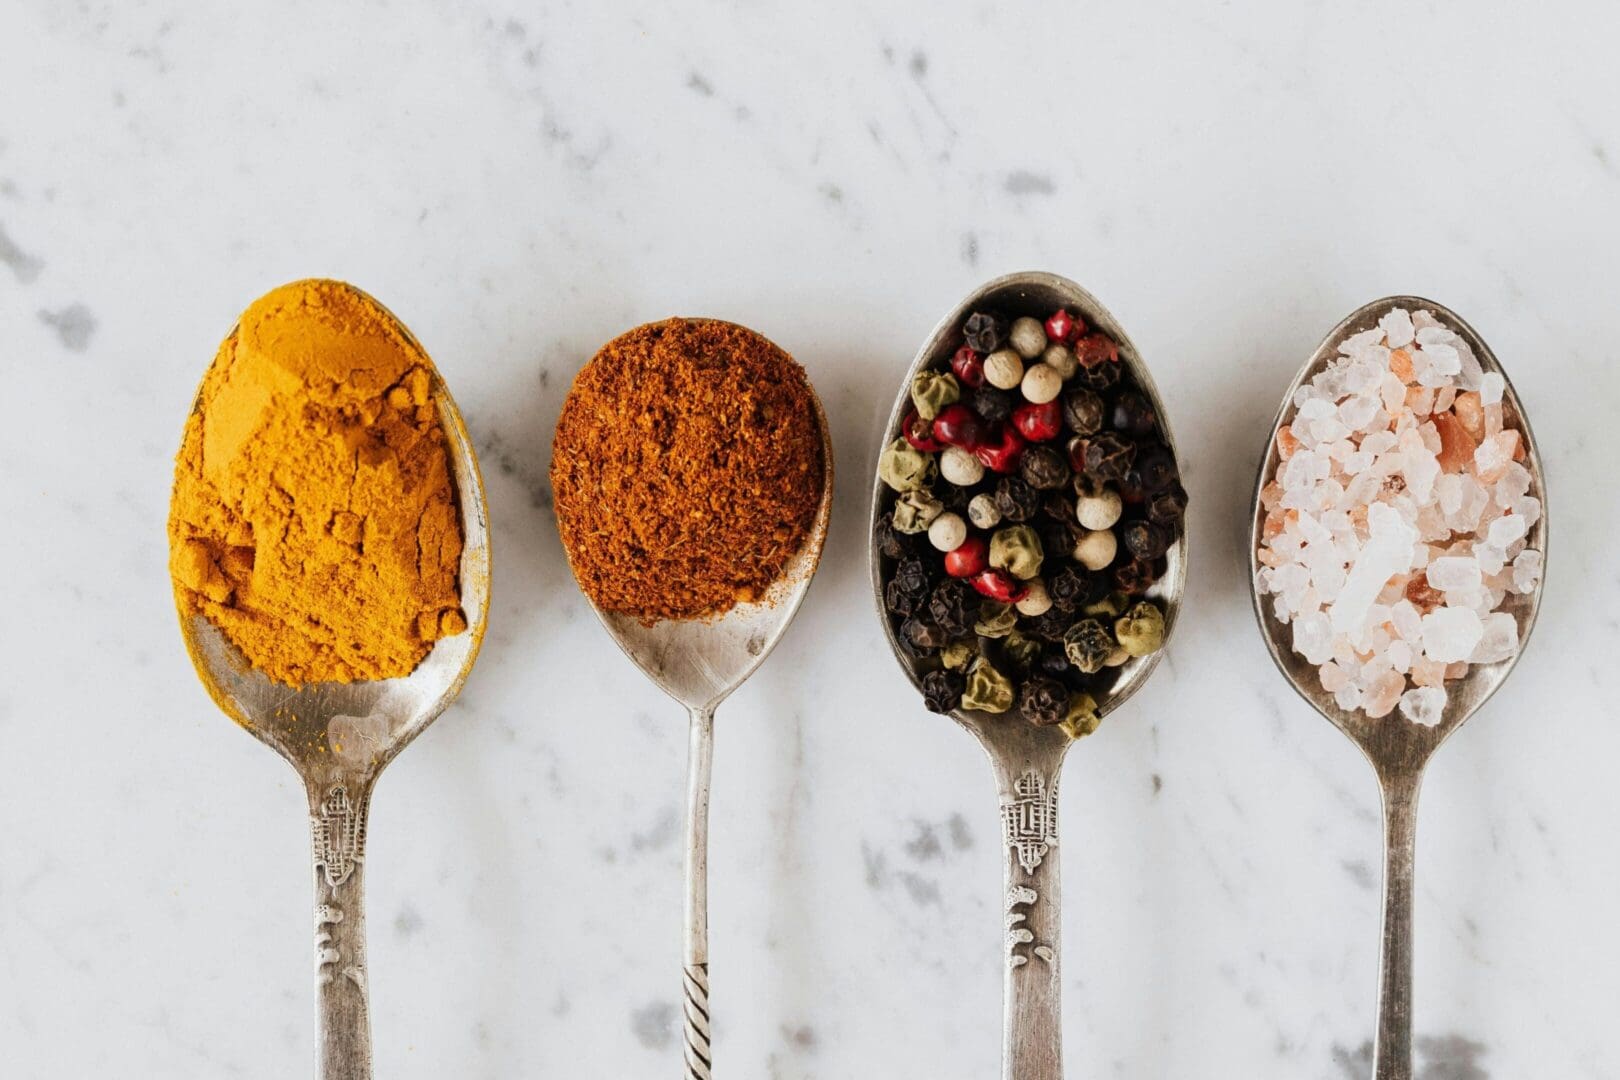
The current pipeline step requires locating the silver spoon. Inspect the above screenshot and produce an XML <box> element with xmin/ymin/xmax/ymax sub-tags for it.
<box><xmin>564</xmin><ymin>383</ymin><xmax>833</xmax><ymax>1080</ymax></box>
<box><xmin>1247</xmin><ymin>295</ymin><xmax>1547</xmax><ymax>1080</ymax></box>
<box><xmin>869</xmin><ymin>271</ymin><xmax>1188</xmax><ymax>1080</ymax></box>
<box><xmin>173</xmin><ymin>290</ymin><xmax>492</xmax><ymax>1080</ymax></box>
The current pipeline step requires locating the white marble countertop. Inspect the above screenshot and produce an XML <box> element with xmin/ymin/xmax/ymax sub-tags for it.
<box><xmin>3</xmin><ymin>2</ymin><xmax>1617</xmax><ymax>1077</ymax></box>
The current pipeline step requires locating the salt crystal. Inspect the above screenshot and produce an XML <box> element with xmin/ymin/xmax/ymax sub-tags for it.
<box><xmin>1426</xmin><ymin>555</ymin><xmax>1482</xmax><ymax>593</ymax></box>
<box><xmin>1319</xmin><ymin>661</ymin><xmax>1350</xmax><ymax>692</ymax></box>
<box><xmin>1421</xmin><ymin>607</ymin><xmax>1484</xmax><ymax>663</ymax></box>
<box><xmin>1390</xmin><ymin>599</ymin><xmax>1422</xmax><ymax>641</ymax></box>
<box><xmin>1487</xmin><ymin>513</ymin><xmax>1527</xmax><ymax>547</ymax></box>
<box><xmin>1293</xmin><ymin>611</ymin><xmax>1334</xmax><ymax>665</ymax></box>
<box><xmin>1399</xmin><ymin>686</ymin><xmax>1447</xmax><ymax>727</ymax></box>
<box><xmin>1387</xmin><ymin>639</ymin><xmax>1413</xmax><ymax>673</ymax></box>
<box><xmin>1334</xmin><ymin>685</ymin><xmax>1363</xmax><ymax>712</ymax></box>
<box><xmin>1363</xmin><ymin>671</ymin><xmax>1405</xmax><ymax>718</ymax></box>
<box><xmin>1339</xmin><ymin>394</ymin><xmax>1380</xmax><ymax>431</ymax></box>
<box><xmin>1512</xmin><ymin>495</ymin><xmax>1541</xmax><ymax>527</ymax></box>
<box><xmin>1511</xmin><ymin>549</ymin><xmax>1542</xmax><ymax>594</ymax></box>
<box><xmin>1340</xmin><ymin>327</ymin><xmax>1385</xmax><ymax>355</ymax></box>
<box><xmin>1470</xmin><ymin>612</ymin><xmax>1519</xmax><ymax>664</ymax></box>
<box><xmin>1474</xmin><ymin>542</ymin><xmax>1507</xmax><ymax>576</ymax></box>
<box><xmin>1329</xmin><ymin>502</ymin><xmax>1417</xmax><ymax>637</ymax></box>
<box><xmin>1479</xmin><ymin>372</ymin><xmax>1505</xmax><ymax>405</ymax></box>
<box><xmin>1380</xmin><ymin>308</ymin><xmax>1415</xmax><ymax>348</ymax></box>
<box><xmin>1412</xmin><ymin>310</ymin><xmax>1441</xmax><ymax>332</ymax></box>
<box><xmin>1420</xmin><ymin>342</ymin><xmax>1461</xmax><ymax>376</ymax></box>
<box><xmin>1494</xmin><ymin>462</ymin><xmax>1530</xmax><ymax>508</ymax></box>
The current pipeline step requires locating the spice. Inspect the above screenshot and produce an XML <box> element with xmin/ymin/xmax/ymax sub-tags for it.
<box><xmin>168</xmin><ymin>279</ymin><xmax>465</xmax><ymax>686</ymax></box>
<box><xmin>1255</xmin><ymin>307</ymin><xmax>1542</xmax><ymax>725</ymax></box>
<box><xmin>552</xmin><ymin>318</ymin><xmax>824</xmax><ymax>623</ymax></box>
<box><xmin>876</xmin><ymin>302</ymin><xmax>1183</xmax><ymax>729</ymax></box>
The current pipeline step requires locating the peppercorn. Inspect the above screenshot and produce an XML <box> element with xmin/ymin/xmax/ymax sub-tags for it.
<box><xmin>1059</xmin><ymin>693</ymin><xmax>1102</xmax><ymax>739</ymax></box>
<box><xmin>1146</xmin><ymin>483</ymin><xmax>1188</xmax><ymax>526</ymax></box>
<box><xmin>989</xmin><ymin>524</ymin><xmax>1044</xmax><ymax>580</ymax></box>
<box><xmin>963</xmin><ymin>311</ymin><xmax>1007</xmax><ymax>353</ymax></box>
<box><xmin>974</xmin><ymin>600</ymin><xmax>1019</xmax><ymax>638</ymax></box>
<box><xmin>902</xmin><ymin>616</ymin><xmax>949</xmax><ymax>651</ymax></box>
<box><xmin>898</xmin><ymin>617</ymin><xmax>939</xmax><ymax>660</ymax></box>
<box><xmin>879</xmin><ymin>438</ymin><xmax>936</xmax><ymax>492</ymax></box>
<box><xmin>967</xmin><ymin>493</ymin><xmax>1001</xmax><ymax>530</ymax></box>
<box><xmin>1035</xmin><ymin>518</ymin><xmax>1080</xmax><ymax>563</ymax></box>
<box><xmin>1082</xmin><ymin>432</ymin><xmax>1136</xmax><ymax>483</ymax></box>
<box><xmin>1043</xmin><ymin>489</ymin><xmax>1078</xmax><ymax>524</ymax></box>
<box><xmin>969</xmin><ymin>385</ymin><xmax>1014</xmax><ymax>424</ymax></box>
<box><xmin>974</xmin><ymin>425</ymin><xmax>1025</xmax><ymax>473</ymax></box>
<box><xmin>1063</xmin><ymin>619</ymin><xmax>1115</xmax><ymax>674</ymax></box>
<box><xmin>890</xmin><ymin>556</ymin><xmax>935</xmax><ymax>605</ymax></box>
<box><xmin>1115</xmin><ymin>601</ymin><xmax>1166</xmax><ymax>657</ymax></box>
<box><xmin>1122</xmin><ymin>520</ymin><xmax>1170</xmax><ymax>560</ymax></box>
<box><xmin>1019</xmin><ymin>445</ymin><xmax>1070</xmax><ymax>491</ymax></box>
<box><xmin>1072</xmin><ymin>358</ymin><xmax>1121</xmax><ymax>392</ymax></box>
<box><xmin>1114</xmin><ymin>555</ymin><xmax>1160</xmax><ymax>595</ymax></box>
<box><xmin>970</xmin><ymin>567</ymin><xmax>1028</xmax><ymax>604</ymax></box>
<box><xmin>1110</xmin><ymin>391</ymin><xmax>1156</xmax><ymax>436</ymax></box>
<box><xmin>962</xmin><ymin>657</ymin><xmax>1014</xmax><ymax>713</ymax></box>
<box><xmin>1037</xmin><ymin>645</ymin><xmax>1074</xmax><ymax>677</ymax></box>
<box><xmin>950</xmin><ymin>346</ymin><xmax>985</xmax><ymax>388</ymax></box>
<box><xmin>1047</xmin><ymin>565</ymin><xmax>1100</xmax><ymax>612</ymax></box>
<box><xmin>1075</xmin><ymin>482</ymin><xmax>1124</xmax><ymax>530</ymax></box>
<box><xmin>943</xmin><ymin>535</ymin><xmax>989</xmax><ymax>578</ymax></box>
<box><xmin>884</xmin><ymin>578</ymin><xmax>924</xmax><ymax>618</ymax></box>
<box><xmin>928</xmin><ymin>578</ymin><xmax>978</xmax><ymax>637</ymax></box>
<box><xmin>940</xmin><ymin>640</ymin><xmax>975</xmax><ymax>671</ymax></box>
<box><xmin>1132</xmin><ymin>442</ymin><xmax>1178</xmax><ymax>493</ymax></box>
<box><xmin>910</xmin><ymin>370</ymin><xmax>961</xmax><ymax>422</ymax></box>
<box><xmin>993</xmin><ymin>476</ymin><xmax>1042</xmax><ymax>522</ymax></box>
<box><xmin>1001</xmin><ymin>629</ymin><xmax>1043</xmax><ymax>671</ymax></box>
<box><xmin>1020</xmin><ymin>363</ymin><xmax>1063</xmax><ymax>404</ymax></box>
<box><xmin>1008</xmin><ymin>316</ymin><xmax>1047</xmax><ymax>360</ymax></box>
<box><xmin>1042</xmin><ymin>343</ymin><xmax>1078</xmax><ymax>379</ymax></box>
<box><xmin>983</xmin><ymin>349</ymin><xmax>1024</xmax><ymax>391</ymax></box>
<box><xmin>928</xmin><ymin>511</ymin><xmax>969</xmax><ymax>553</ymax></box>
<box><xmin>891</xmin><ymin>489</ymin><xmax>944</xmax><ymax>534</ymax></box>
<box><xmin>1022</xmin><ymin>608</ymin><xmax>1072</xmax><ymax>643</ymax></box>
<box><xmin>1012</xmin><ymin>400</ymin><xmax>1063</xmax><ymax>442</ymax></box>
<box><xmin>1072</xmin><ymin>333</ymin><xmax>1118</xmax><ymax>368</ymax></box>
<box><xmin>939</xmin><ymin>445</ymin><xmax>985</xmax><ymax>487</ymax></box>
<box><xmin>1084</xmin><ymin>590</ymin><xmax>1129</xmax><ymax>618</ymax></box>
<box><xmin>901</xmin><ymin>410</ymin><xmax>944</xmax><ymax>453</ymax></box>
<box><xmin>921</xmin><ymin>668</ymin><xmax>966</xmax><ymax>714</ymax></box>
<box><xmin>1074</xmin><ymin>528</ymin><xmax>1118</xmax><ymax>571</ymax></box>
<box><xmin>1015</xmin><ymin>578</ymin><xmax>1052</xmax><ymax>616</ymax></box>
<box><xmin>1020</xmin><ymin>677</ymin><xmax>1070</xmax><ymax>726</ymax></box>
<box><xmin>935</xmin><ymin>481</ymin><xmax>973</xmax><ymax>515</ymax></box>
<box><xmin>932</xmin><ymin>403</ymin><xmax>989</xmax><ymax>451</ymax></box>
<box><xmin>874</xmin><ymin>516</ymin><xmax>916</xmax><ymax>561</ymax></box>
<box><xmin>1045</xmin><ymin>308</ymin><xmax>1082</xmax><ymax>345</ymax></box>
<box><xmin>1061</xmin><ymin>389</ymin><xmax>1105</xmax><ymax>437</ymax></box>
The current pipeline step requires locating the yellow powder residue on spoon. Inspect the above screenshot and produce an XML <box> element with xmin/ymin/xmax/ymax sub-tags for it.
<box><xmin>168</xmin><ymin>279</ymin><xmax>465</xmax><ymax>686</ymax></box>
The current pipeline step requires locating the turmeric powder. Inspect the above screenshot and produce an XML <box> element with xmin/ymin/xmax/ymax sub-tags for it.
<box><xmin>168</xmin><ymin>279</ymin><xmax>465</xmax><ymax>686</ymax></box>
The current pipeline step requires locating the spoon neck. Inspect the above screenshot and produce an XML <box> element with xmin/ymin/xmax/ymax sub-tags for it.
<box><xmin>1372</xmin><ymin>768</ymin><xmax>1424</xmax><ymax>1080</ymax></box>
<box><xmin>682</xmin><ymin>706</ymin><xmax>716</xmax><ymax>1079</ymax></box>
<box><xmin>306</xmin><ymin>777</ymin><xmax>374</xmax><ymax>1080</ymax></box>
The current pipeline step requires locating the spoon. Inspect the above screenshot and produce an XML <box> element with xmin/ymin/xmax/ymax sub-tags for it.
<box><xmin>568</xmin><ymin>385</ymin><xmax>833</xmax><ymax>1080</ymax></box>
<box><xmin>172</xmin><ymin>290</ymin><xmax>492</xmax><ymax>1080</ymax></box>
<box><xmin>1247</xmin><ymin>296</ymin><xmax>1547</xmax><ymax>1080</ymax></box>
<box><xmin>869</xmin><ymin>271</ymin><xmax>1187</xmax><ymax>1080</ymax></box>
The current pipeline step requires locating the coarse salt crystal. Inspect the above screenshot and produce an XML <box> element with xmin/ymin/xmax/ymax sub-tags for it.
<box><xmin>1471</xmin><ymin>611</ymin><xmax>1519</xmax><ymax>664</ymax></box>
<box><xmin>1479</xmin><ymin>372</ymin><xmax>1505</xmax><ymax>405</ymax></box>
<box><xmin>1380</xmin><ymin>308</ymin><xmax>1415</xmax><ymax>348</ymax></box>
<box><xmin>1421</xmin><ymin>607</ymin><xmax>1484</xmax><ymax>663</ymax></box>
<box><xmin>1425</xmin><ymin>555</ymin><xmax>1482</xmax><ymax>593</ymax></box>
<box><xmin>1399</xmin><ymin>686</ymin><xmax>1447</xmax><ymax>727</ymax></box>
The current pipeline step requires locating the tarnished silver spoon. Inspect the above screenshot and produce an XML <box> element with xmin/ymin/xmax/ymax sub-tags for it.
<box><xmin>870</xmin><ymin>271</ymin><xmax>1187</xmax><ymax>1080</ymax></box>
<box><xmin>172</xmin><ymin>289</ymin><xmax>491</xmax><ymax>1080</ymax></box>
<box><xmin>562</xmin><ymin>390</ymin><xmax>833</xmax><ymax>1080</ymax></box>
<box><xmin>1247</xmin><ymin>296</ymin><xmax>1547</xmax><ymax>1080</ymax></box>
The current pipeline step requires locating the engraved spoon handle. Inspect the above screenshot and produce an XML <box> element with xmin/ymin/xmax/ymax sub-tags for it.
<box><xmin>309</xmin><ymin>778</ymin><xmax>374</xmax><ymax>1080</ymax></box>
<box><xmin>995</xmin><ymin>751</ymin><xmax>1066</xmax><ymax>1080</ymax></box>
<box><xmin>1373</xmin><ymin>769</ymin><xmax>1422</xmax><ymax>1080</ymax></box>
<box><xmin>682</xmin><ymin>706</ymin><xmax>715</xmax><ymax>1079</ymax></box>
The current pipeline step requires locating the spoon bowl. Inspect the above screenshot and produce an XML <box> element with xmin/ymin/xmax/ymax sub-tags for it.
<box><xmin>565</xmin><ymin>366</ymin><xmax>833</xmax><ymax>1080</ymax></box>
<box><xmin>175</xmin><ymin>286</ymin><xmax>491</xmax><ymax>1080</ymax></box>
<box><xmin>1247</xmin><ymin>295</ymin><xmax>1546</xmax><ymax>1080</ymax></box>
<box><xmin>869</xmin><ymin>271</ymin><xmax>1187</xmax><ymax>1080</ymax></box>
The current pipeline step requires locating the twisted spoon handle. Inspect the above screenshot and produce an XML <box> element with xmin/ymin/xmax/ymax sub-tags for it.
<box><xmin>683</xmin><ymin>707</ymin><xmax>715</xmax><ymax>1079</ymax></box>
<box><xmin>995</xmin><ymin>751</ymin><xmax>1065</xmax><ymax>1080</ymax></box>
<box><xmin>1373</xmin><ymin>769</ymin><xmax>1422</xmax><ymax>1080</ymax></box>
<box><xmin>309</xmin><ymin>777</ymin><xmax>374</xmax><ymax>1080</ymax></box>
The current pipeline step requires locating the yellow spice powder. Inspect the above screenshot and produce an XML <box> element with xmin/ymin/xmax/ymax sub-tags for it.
<box><xmin>168</xmin><ymin>279</ymin><xmax>465</xmax><ymax>686</ymax></box>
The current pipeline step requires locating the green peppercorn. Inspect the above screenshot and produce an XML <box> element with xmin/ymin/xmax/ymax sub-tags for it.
<box><xmin>1083</xmin><ymin>590</ymin><xmax>1130</xmax><ymax>618</ymax></box>
<box><xmin>891</xmin><ymin>489</ymin><xmax>944</xmax><ymax>533</ymax></box>
<box><xmin>1063</xmin><ymin>618</ymin><xmax>1114</xmax><ymax>674</ymax></box>
<box><xmin>974</xmin><ymin>601</ymin><xmax>1019</xmax><ymax>639</ymax></box>
<box><xmin>1115</xmin><ymin>601</ymin><xmax>1166</xmax><ymax>657</ymax></box>
<box><xmin>1002</xmin><ymin>629</ymin><xmax>1042</xmax><ymax>671</ymax></box>
<box><xmin>989</xmin><ymin>525</ymin><xmax>1044</xmax><ymax>581</ymax></box>
<box><xmin>1058</xmin><ymin>692</ymin><xmax>1102</xmax><ymax>739</ymax></box>
<box><xmin>940</xmin><ymin>640</ymin><xmax>976</xmax><ymax>672</ymax></box>
<box><xmin>878</xmin><ymin>438</ymin><xmax>936</xmax><ymax>493</ymax></box>
<box><xmin>962</xmin><ymin>657</ymin><xmax>1015</xmax><ymax>714</ymax></box>
<box><xmin>909</xmin><ymin>370</ymin><xmax>961</xmax><ymax>422</ymax></box>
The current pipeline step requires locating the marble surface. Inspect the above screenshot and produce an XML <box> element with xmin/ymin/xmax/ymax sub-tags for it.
<box><xmin>2</xmin><ymin>1</ymin><xmax>1617</xmax><ymax>1076</ymax></box>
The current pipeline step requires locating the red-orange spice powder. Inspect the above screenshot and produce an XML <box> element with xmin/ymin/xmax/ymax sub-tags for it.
<box><xmin>551</xmin><ymin>318</ymin><xmax>825</xmax><ymax>622</ymax></box>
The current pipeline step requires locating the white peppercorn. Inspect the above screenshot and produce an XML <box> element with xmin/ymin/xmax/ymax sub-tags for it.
<box><xmin>1008</xmin><ymin>316</ymin><xmax>1047</xmax><ymax>360</ymax></box>
<box><xmin>1021</xmin><ymin>363</ymin><xmax>1063</xmax><ymax>404</ymax></box>
<box><xmin>939</xmin><ymin>445</ymin><xmax>985</xmax><ymax>487</ymax></box>
<box><xmin>927</xmin><ymin>512</ymin><xmax>967</xmax><ymax>552</ymax></box>
<box><xmin>1042</xmin><ymin>343</ymin><xmax>1077</xmax><ymax>379</ymax></box>
<box><xmin>1015</xmin><ymin>579</ymin><xmax>1052</xmax><ymax>616</ymax></box>
<box><xmin>967</xmin><ymin>493</ymin><xmax>1001</xmax><ymax>529</ymax></box>
<box><xmin>1076</xmin><ymin>488</ymin><xmax>1123</xmax><ymax>530</ymax></box>
<box><xmin>983</xmin><ymin>348</ymin><xmax>1025</xmax><ymax>390</ymax></box>
<box><xmin>1074</xmin><ymin>528</ymin><xmax>1117</xmax><ymax>570</ymax></box>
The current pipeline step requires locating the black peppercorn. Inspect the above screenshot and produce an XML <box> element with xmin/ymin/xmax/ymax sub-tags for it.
<box><xmin>1022</xmin><ymin>608</ymin><xmax>1073</xmax><ymax>643</ymax></box>
<box><xmin>963</xmin><ymin>311</ymin><xmax>1008</xmax><ymax>353</ymax></box>
<box><xmin>928</xmin><ymin>579</ymin><xmax>977</xmax><ymax>637</ymax></box>
<box><xmin>969</xmin><ymin>385</ymin><xmax>1014</xmax><ymax>424</ymax></box>
<box><xmin>1132</xmin><ymin>442</ymin><xmax>1178</xmax><ymax>493</ymax></box>
<box><xmin>1147</xmin><ymin>483</ymin><xmax>1188</xmax><ymax>527</ymax></box>
<box><xmin>1061</xmin><ymin>388</ymin><xmax>1105</xmax><ymax>437</ymax></box>
<box><xmin>1114</xmin><ymin>556</ymin><xmax>1160</xmax><ymax>595</ymax></box>
<box><xmin>902</xmin><ymin>616</ymin><xmax>949</xmax><ymax>652</ymax></box>
<box><xmin>1083</xmin><ymin>432</ymin><xmax>1136</xmax><ymax>483</ymax></box>
<box><xmin>993</xmin><ymin>476</ymin><xmax>1042</xmax><ymax>522</ymax></box>
<box><xmin>920</xmin><ymin>668</ymin><xmax>965</xmax><ymax>714</ymax></box>
<box><xmin>1047</xmin><ymin>566</ymin><xmax>1101</xmax><ymax>613</ymax></box>
<box><xmin>1073</xmin><ymin>359</ymin><xmax>1121</xmax><ymax>392</ymax></box>
<box><xmin>1037</xmin><ymin>647</ymin><xmax>1075</xmax><ymax>678</ymax></box>
<box><xmin>1063</xmin><ymin>618</ymin><xmax>1115</xmax><ymax>674</ymax></box>
<box><xmin>874</xmin><ymin>517</ymin><xmax>916</xmax><ymax>561</ymax></box>
<box><xmin>1036</xmin><ymin>519</ymin><xmax>1080</xmax><ymax>562</ymax></box>
<box><xmin>884</xmin><ymin>578</ymin><xmax>924</xmax><ymax>618</ymax></box>
<box><xmin>1110</xmin><ymin>391</ymin><xmax>1157</xmax><ymax>436</ymax></box>
<box><xmin>937</xmin><ymin>481</ymin><xmax>975</xmax><ymax>514</ymax></box>
<box><xmin>1043</xmin><ymin>490</ymin><xmax>1078</xmax><ymax>524</ymax></box>
<box><xmin>1122</xmin><ymin>520</ymin><xmax>1170</xmax><ymax>560</ymax></box>
<box><xmin>1020</xmin><ymin>677</ymin><xmax>1071</xmax><ymax>726</ymax></box>
<box><xmin>1019</xmin><ymin>445</ymin><xmax>1070</xmax><ymax>491</ymax></box>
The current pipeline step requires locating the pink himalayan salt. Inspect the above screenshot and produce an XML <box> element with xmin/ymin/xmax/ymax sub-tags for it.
<box><xmin>1363</xmin><ymin>670</ymin><xmax>1405</xmax><ymax>718</ymax></box>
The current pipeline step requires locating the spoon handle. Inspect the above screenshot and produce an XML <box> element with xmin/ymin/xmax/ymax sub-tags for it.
<box><xmin>308</xmin><ymin>778</ymin><xmax>374</xmax><ymax>1080</ymax></box>
<box><xmin>682</xmin><ymin>707</ymin><xmax>715</xmax><ymax>1079</ymax></box>
<box><xmin>1373</xmin><ymin>769</ymin><xmax>1422</xmax><ymax>1080</ymax></box>
<box><xmin>995</xmin><ymin>751</ymin><xmax>1066</xmax><ymax>1080</ymax></box>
